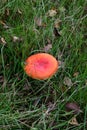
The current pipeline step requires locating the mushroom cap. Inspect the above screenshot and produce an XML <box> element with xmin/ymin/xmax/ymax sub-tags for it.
<box><xmin>24</xmin><ymin>53</ymin><xmax>58</xmax><ymax>80</ymax></box>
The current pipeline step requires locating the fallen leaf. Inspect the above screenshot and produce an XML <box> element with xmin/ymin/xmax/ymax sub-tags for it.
<box><xmin>60</xmin><ymin>86</ymin><xmax>68</xmax><ymax>93</ymax></box>
<box><xmin>23</xmin><ymin>83</ymin><xmax>30</xmax><ymax>90</ymax></box>
<box><xmin>42</xmin><ymin>23</ymin><xmax>47</xmax><ymax>27</ymax></box>
<box><xmin>47</xmin><ymin>9</ymin><xmax>57</xmax><ymax>17</ymax></box>
<box><xmin>5</xmin><ymin>8</ymin><xmax>10</xmax><ymax>16</ymax></box>
<box><xmin>2</xmin><ymin>78</ymin><xmax>7</xmax><ymax>90</ymax></box>
<box><xmin>0</xmin><ymin>75</ymin><xmax>4</xmax><ymax>83</ymax></box>
<box><xmin>0</xmin><ymin>20</ymin><xmax>6</xmax><ymax>26</ymax></box>
<box><xmin>57</xmin><ymin>50</ymin><xmax>63</xmax><ymax>60</ymax></box>
<box><xmin>12</xmin><ymin>36</ymin><xmax>23</xmax><ymax>43</ymax></box>
<box><xmin>64</xmin><ymin>77</ymin><xmax>73</xmax><ymax>87</ymax></box>
<box><xmin>45</xmin><ymin>102</ymin><xmax>56</xmax><ymax>115</ymax></box>
<box><xmin>3</xmin><ymin>24</ymin><xmax>8</xmax><ymax>28</ymax></box>
<box><xmin>65</xmin><ymin>102</ymin><xmax>82</xmax><ymax>114</ymax></box>
<box><xmin>43</xmin><ymin>44</ymin><xmax>52</xmax><ymax>52</ymax></box>
<box><xmin>68</xmin><ymin>116</ymin><xmax>79</xmax><ymax>126</ymax></box>
<box><xmin>12</xmin><ymin>36</ymin><xmax>19</xmax><ymax>42</ymax></box>
<box><xmin>0</xmin><ymin>20</ymin><xmax>10</xmax><ymax>29</ymax></box>
<box><xmin>54</xmin><ymin>27</ymin><xmax>61</xmax><ymax>37</ymax></box>
<box><xmin>54</xmin><ymin>19</ymin><xmax>62</xmax><ymax>28</ymax></box>
<box><xmin>1</xmin><ymin>0</ymin><xmax>7</xmax><ymax>4</ymax></box>
<box><xmin>58</xmin><ymin>61</ymin><xmax>65</xmax><ymax>69</ymax></box>
<box><xmin>0</xmin><ymin>37</ymin><xmax>7</xmax><ymax>45</ymax></box>
<box><xmin>34</xmin><ymin>17</ymin><xmax>42</xmax><ymax>27</ymax></box>
<box><xmin>73</xmin><ymin>72</ymin><xmax>79</xmax><ymax>77</ymax></box>
<box><xmin>47</xmin><ymin>38</ymin><xmax>52</xmax><ymax>45</ymax></box>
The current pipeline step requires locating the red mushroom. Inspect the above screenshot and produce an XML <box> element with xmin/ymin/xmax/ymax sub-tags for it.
<box><xmin>24</xmin><ymin>53</ymin><xmax>58</xmax><ymax>80</ymax></box>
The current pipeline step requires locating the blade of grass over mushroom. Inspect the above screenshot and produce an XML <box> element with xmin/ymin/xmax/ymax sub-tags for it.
<box><xmin>0</xmin><ymin>0</ymin><xmax>87</xmax><ymax>129</ymax></box>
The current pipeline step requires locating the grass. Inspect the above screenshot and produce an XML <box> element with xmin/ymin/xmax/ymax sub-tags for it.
<box><xmin>0</xmin><ymin>0</ymin><xmax>87</xmax><ymax>129</ymax></box>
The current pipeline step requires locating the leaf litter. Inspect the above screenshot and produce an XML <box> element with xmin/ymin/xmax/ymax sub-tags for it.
<box><xmin>5</xmin><ymin>8</ymin><xmax>10</xmax><ymax>16</ymax></box>
<box><xmin>41</xmin><ymin>38</ymin><xmax>52</xmax><ymax>53</ymax></box>
<box><xmin>54</xmin><ymin>18</ymin><xmax>62</xmax><ymax>29</ymax></box>
<box><xmin>64</xmin><ymin>77</ymin><xmax>73</xmax><ymax>87</ymax></box>
<box><xmin>0</xmin><ymin>75</ymin><xmax>4</xmax><ymax>83</ymax></box>
<box><xmin>43</xmin><ymin>44</ymin><xmax>52</xmax><ymax>52</ymax></box>
<box><xmin>68</xmin><ymin>116</ymin><xmax>79</xmax><ymax>126</ymax></box>
<box><xmin>73</xmin><ymin>72</ymin><xmax>79</xmax><ymax>77</ymax></box>
<box><xmin>12</xmin><ymin>36</ymin><xmax>23</xmax><ymax>43</ymax></box>
<box><xmin>0</xmin><ymin>20</ymin><xmax>10</xmax><ymax>29</ymax></box>
<box><xmin>53</xmin><ymin>27</ymin><xmax>61</xmax><ymax>37</ymax></box>
<box><xmin>47</xmin><ymin>9</ymin><xmax>57</xmax><ymax>17</ymax></box>
<box><xmin>0</xmin><ymin>37</ymin><xmax>7</xmax><ymax>45</ymax></box>
<box><xmin>34</xmin><ymin>17</ymin><xmax>42</xmax><ymax>27</ymax></box>
<box><xmin>34</xmin><ymin>17</ymin><xmax>46</xmax><ymax>27</ymax></box>
<box><xmin>65</xmin><ymin>102</ymin><xmax>82</xmax><ymax>114</ymax></box>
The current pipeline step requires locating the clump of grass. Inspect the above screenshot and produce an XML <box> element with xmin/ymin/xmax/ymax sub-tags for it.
<box><xmin>0</xmin><ymin>0</ymin><xmax>87</xmax><ymax>129</ymax></box>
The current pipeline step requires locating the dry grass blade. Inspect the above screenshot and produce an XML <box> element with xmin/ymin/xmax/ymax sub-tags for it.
<box><xmin>17</xmin><ymin>9</ymin><xmax>22</xmax><ymax>15</ymax></box>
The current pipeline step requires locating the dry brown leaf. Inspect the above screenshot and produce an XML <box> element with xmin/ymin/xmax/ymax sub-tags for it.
<box><xmin>2</xmin><ymin>78</ymin><xmax>7</xmax><ymax>90</ymax></box>
<box><xmin>58</xmin><ymin>61</ymin><xmax>65</xmax><ymax>69</ymax></box>
<box><xmin>0</xmin><ymin>20</ymin><xmax>10</xmax><ymax>29</ymax></box>
<box><xmin>1</xmin><ymin>0</ymin><xmax>7</xmax><ymax>3</ymax></box>
<box><xmin>47</xmin><ymin>38</ymin><xmax>52</xmax><ymax>44</ymax></box>
<box><xmin>73</xmin><ymin>72</ymin><xmax>79</xmax><ymax>77</ymax></box>
<box><xmin>54</xmin><ymin>19</ymin><xmax>62</xmax><ymax>28</ymax></box>
<box><xmin>3</xmin><ymin>25</ymin><xmax>10</xmax><ymax>29</ymax></box>
<box><xmin>12</xmin><ymin>36</ymin><xmax>19</xmax><ymax>42</ymax></box>
<box><xmin>61</xmin><ymin>86</ymin><xmax>68</xmax><ymax>93</ymax></box>
<box><xmin>54</xmin><ymin>27</ymin><xmax>61</xmax><ymax>37</ymax></box>
<box><xmin>42</xmin><ymin>38</ymin><xmax>52</xmax><ymax>52</ymax></box>
<box><xmin>43</xmin><ymin>44</ymin><xmax>52</xmax><ymax>52</ymax></box>
<box><xmin>0</xmin><ymin>76</ymin><xmax>4</xmax><ymax>83</ymax></box>
<box><xmin>0</xmin><ymin>37</ymin><xmax>7</xmax><ymax>45</ymax></box>
<box><xmin>34</xmin><ymin>17</ymin><xmax>42</xmax><ymax>27</ymax></box>
<box><xmin>57</xmin><ymin>50</ymin><xmax>63</xmax><ymax>60</ymax></box>
<box><xmin>45</xmin><ymin>102</ymin><xmax>56</xmax><ymax>115</ymax></box>
<box><xmin>47</xmin><ymin>9</ymin><xmax>57</xmax><ymax>17</ymax></box>
<box><xmin>68</xmin><ymin>116</ymin><xmax>79</xmax><ymax>126</ymax></box>
<box><xmin>0</xmin><ymin>20</ymin><xmax>6</xmax><ymax>26</ymax></box>
<box><xmin>65</xmin><ymin>102</ymin><xmax>82</xmax><ymax>114</ymax></box>
<box><xmin>23</xmin><ymin>83</ymin><xmax>30</xmax><ymax>91</ymax></box>
<box><xmin>12</xmin><ymin>36</ymin><xmax>23</xmax><ymax>43</ymax></box>
<box><xmin>64</xmin><ymin>77</ymin><xmax>73</xmax><ymax>87</ymax></box>
<box><xmin>5</xmin><ymin>8</ymin><xmax>10</xmax><ymax>16</ymax></box>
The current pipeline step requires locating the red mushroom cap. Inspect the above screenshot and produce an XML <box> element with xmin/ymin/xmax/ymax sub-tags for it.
<box><xmin>24</xmin><ymin>53</ymin><xmax>58</xmax><ymax>80</ymax></box>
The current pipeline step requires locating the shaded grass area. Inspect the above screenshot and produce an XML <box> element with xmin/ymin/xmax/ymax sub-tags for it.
<box><xmin>0</xmin><ymin>0</ymin><xmax>87</xmax><ymax>129</ymax></box>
